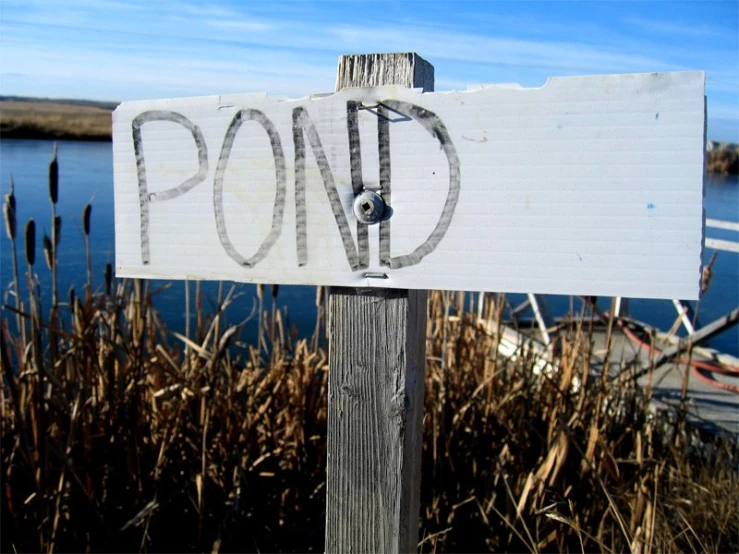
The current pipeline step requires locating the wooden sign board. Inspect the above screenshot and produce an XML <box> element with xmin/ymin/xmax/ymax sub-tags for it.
<box><xmin>112</xmin><ymin>71</ymin><xmax>705</xmax><ymax>299</ymax></box>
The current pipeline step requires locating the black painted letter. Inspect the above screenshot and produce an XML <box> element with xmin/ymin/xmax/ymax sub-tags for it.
<box><xmin>377</xmin><ymin>101</ymin><xmax>460</xmax><ymax>269</ymax></box>
<box><xmin>346</xmin><ymin>101</ymin><xmax>369</xmax><ymax>268</ymax></box>
<box><xmin>132</xmin><ymin>111</ymin><xmax>208</xmax><ymax>264</ymax></box>
<box><xmin>293</xmin><ymin>106</ymin><xmax>363</xmax><ymax>270</ymax></box>
<box><xmin>214</xmin><ymin>109</ymin><xmax>286</xmax><ymax>267</ymax></box>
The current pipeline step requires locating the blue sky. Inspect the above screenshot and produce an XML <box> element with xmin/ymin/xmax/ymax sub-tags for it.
<box><xmin>1</xmin><ymin>0</ymin><xmax>737</xmax><ymax>141</ymax></box>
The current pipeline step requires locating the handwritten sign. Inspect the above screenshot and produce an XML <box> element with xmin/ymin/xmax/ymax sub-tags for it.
<box><xmin>112</xmin><ymin>71</ymin><xmax>705</xmax><ymax>299</ymax></box>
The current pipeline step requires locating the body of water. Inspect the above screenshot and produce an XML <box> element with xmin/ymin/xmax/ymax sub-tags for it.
<box><xmin>1</xmin><ymin>139</ymin><xmax>737</xmax><ymax>355</ymax></box>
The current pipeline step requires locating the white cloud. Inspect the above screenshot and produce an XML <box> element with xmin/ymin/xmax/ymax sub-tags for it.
<box><xmin>204</xmin><ymin>18</ymin><xmax>275</xmax><ymax>33</ymax></box>
<box><xmin>623</xmin><ymin>17</ymin><xmax>726</xmax><ymax>39</ymax></box>
<box><xmin>328</xmin><ymin>23</ymin><xmax>668</xmax><ymax>74</ymax></box>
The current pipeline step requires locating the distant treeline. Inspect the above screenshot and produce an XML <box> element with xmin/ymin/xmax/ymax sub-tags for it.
<box><xmin>1</xmin><ymin>96</ymin><xmax>737</xmax><ymax>175</ymax></box>
<box><xmin>707</xmin><ymin>141</ymin><xmax>739</xmax><ymax>176</ymax></box>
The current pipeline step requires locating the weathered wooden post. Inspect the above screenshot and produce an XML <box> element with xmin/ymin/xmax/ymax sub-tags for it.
<box><xmin>324</xmin><ymin>49</ymin><xmax>434</xmax><ymax>554</ymax></box>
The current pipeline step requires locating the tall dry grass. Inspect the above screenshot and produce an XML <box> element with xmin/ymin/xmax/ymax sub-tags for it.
<box><xmin>1</xmin><ymin>151</ymin><xmax>737</xmax><ymax>553</ymax></box>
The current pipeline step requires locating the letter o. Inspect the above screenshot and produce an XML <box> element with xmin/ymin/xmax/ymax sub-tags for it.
<box><xmin>213</xmin><ymin>109</ymin><xmax>287</xmax><ymax>267</ymax></box>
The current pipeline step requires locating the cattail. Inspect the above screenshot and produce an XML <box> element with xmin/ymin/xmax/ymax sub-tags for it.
<box><xmin>25</xmin><ymin>220</ymin><xmax>36</xmax><ymax>266</ymax></box>
<box><xmin>257</xmin><ymin>283</ymin><xmax>264</xmax><ymax>301</ymax></box>
<box><xmin>49</xmin><ymin>143</ymin><xmax>59</xmax><ymax>204</ymax></box>
<box><xmin>4</xmin><ymin>176</ymin><xmax>16</xmax><ymax>241</ymax></box>
<box><xmin>54</xmin><ymin>214</ymin><xmax>62</xmax><ymax>246</ymax></box>
<box><xmin>43</xmin><ymin>233</ymin><xmax>54</xmax><ymax>270</ymax></box>
<box><xmin>316</xmin><ymin>285</ymin><xmax>324</xmax><ymax>307</ymax></box>
<box><xmin>68</xmin><ymin>285</ymin><xmax>75</xmax><ymax>308</ymax></box>
<box><xmin>271</xmin><ymin>284</ymin><xmax>279</xmax><ymax>299</ymax></box>
<box><xmin>83</xmin><ymin>204</ymin><xmax>92</xmax><ymax>236</ymax></box>
<box><xmin>3</xmin><ymin>200</ymin><xmax>16</xmax><ymax>242</ymax></box>
<box><xmin>75</xmin><ymin>296</ymin><xmax>83</xmax><ymax>320</ymax></box>
<box><xmin>105</xmin><ymin>263</ymin><xmax>112</xmax><ymax>295</ymax></box>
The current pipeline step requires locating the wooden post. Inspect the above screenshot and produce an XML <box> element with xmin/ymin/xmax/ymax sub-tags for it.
<box><xmin>325</xmin><ymin>53</ymin><xmax>433</xmax><ymax>554</ymax></box>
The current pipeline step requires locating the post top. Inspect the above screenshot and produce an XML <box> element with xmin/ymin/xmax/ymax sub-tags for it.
<box><xmin>336</xmin><ymin>53</ymin><xmax>434</xmax><ymax>92</ymax></box>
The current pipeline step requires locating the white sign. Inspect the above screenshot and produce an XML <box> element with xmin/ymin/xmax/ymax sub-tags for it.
<box><xmin>112</xmin><ymin>71</ymin><xmax>705</xmax><ymax>299</ymax></box>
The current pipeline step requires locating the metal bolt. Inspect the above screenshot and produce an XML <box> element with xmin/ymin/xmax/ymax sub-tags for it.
<box><xmin>353</xmin><ymin>191</ymin><xmax>385</xmax><ymax>225</ymax></box>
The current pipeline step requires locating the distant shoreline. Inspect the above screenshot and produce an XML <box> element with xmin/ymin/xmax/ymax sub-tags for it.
<box><xmin>1</xmin><ymin>96</ymin><xmax>113</xmax><ymax>142</ymax></box>
<box><xmin>1</xmin><ymin>129</ymin><xmax>111</xmax><ymax>142</ymax></box>
<box><xmin>1</xmin><ymin>96</ymin><xmax>737</xmax><ymax>175</ymax></box>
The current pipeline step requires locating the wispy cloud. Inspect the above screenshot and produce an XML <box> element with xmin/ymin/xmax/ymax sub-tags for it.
<box><xmin>623</xmin><ymin>17</ymin><xmax>726</xmax><ymax>39</ymax></box>
<box><xmin>329</xmin><ymin>23</ymin><xmax>667</xmax><ymax>75</ymax></box>
<box><xmin>204</xmin><ymin>18</ymin><xmax>275</xmax><ymax>33</ymax></box>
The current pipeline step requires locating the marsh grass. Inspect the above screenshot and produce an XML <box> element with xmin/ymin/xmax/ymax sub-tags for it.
<box><xmin>1</xmin><ymin>153</ymin><xmax>737</xmax><ymax>553</ymax></box>
<box><xmin>0</xmin><ymin>100</ymin><xmax>112</xmax><ymax>141</ymax></box>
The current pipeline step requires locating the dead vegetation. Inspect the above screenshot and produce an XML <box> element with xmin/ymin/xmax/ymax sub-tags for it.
<box><xmin>1</xmin><ymin>151</ymin><xmax>737</xmax><ymax>553</ymax></box>
<box><xmin>707</xmin><ymin>143</ymin><xmax>739</xmax><ymax>175</ymax></box>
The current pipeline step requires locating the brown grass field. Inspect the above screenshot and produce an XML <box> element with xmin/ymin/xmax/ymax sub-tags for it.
<box><xmin>0</xmin><ymin>98</ymin><xmax>113</xmax><ymax>141</ymax></box>
<box><xmin>1</xmin><ymin>149</ymin><xmax>737</xmax><ymax>553</ymax></box>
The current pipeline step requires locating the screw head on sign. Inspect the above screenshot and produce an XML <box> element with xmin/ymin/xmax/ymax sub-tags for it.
<box><xmin>353</xmin><ymin>191</ymin><xmax>386</xmax><ymax>225</ymax></box>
